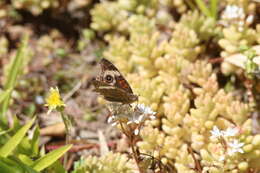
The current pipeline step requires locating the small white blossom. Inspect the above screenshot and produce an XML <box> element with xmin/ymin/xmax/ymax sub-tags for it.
<box><xmin>127</xmin><ymin>104</ymin><xmax>157</xmax><ymax>124</ymax></box>
<box><xmin>211</xmin><ymin>126</ymin><xmax>240</xmax><ymax>139</ymax></box>
<box><xmin>223</xmin><ymin>127</ymin><xmax>239</xmax><ymax>137</ymax></box>
<box><xmin>220</xmin><ymin>5</ymin><xmax>247</xmax><ymax>31</ymax></box>
<box><xmin>107</xmin><ymin>115</ymin><xmax>119</xmax><ymax>126</ymax></box>
<box><xmin>107</xmin><ymin>115</ymin><xmax>116</xmax><ymax>123</ymax></box>
<box><xmin>227</xmin><ymin>139</ymin><xmax>244</xmax><ymax>156</ymax></box>
<box><xmin>246</xmin><ymin>15</ymin><xmax>254</xmax><ymax>25</ymax></box>
<box><xmin>222</xmin><ymin>5</ymin><xmax>245</xmax><ymax>20</ymax></box>
<box><xmin>111</xmin><ymin>122</ymin><xmax>118</xmax><ymax>126</ymax></box>
<box><xmin>134</xmin><ymin>129</ymin><xmax>139</xmax><ymax>135</ymax></box>
<box><xmin>107</xmin><ymin>103</ymin><xmax>156</xmax><ymax>137</ymax></box>
<box><xmin>219</xmin><ymin>155</ymin><xmax>225</xmax><ymax>162</ymax></box>
<box><xmin>127</xmin><ymin>114</ymin><xmax>146</xmax><ymax>125</ymax></box>
<box><xmin>210</xmin><ymin>126</ymin><xmax>223</xmax><ymax>138</ymax></box>
<box><xmin>136</xmin><ymin>104</ymin><xmax>156</xmax><ymax>116</ymax></box>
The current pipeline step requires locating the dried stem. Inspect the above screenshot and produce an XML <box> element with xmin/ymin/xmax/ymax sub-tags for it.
<box><xmin>187</xmin><ymin>146</ymin><xmax>202</xmax><ymax>173</ymax></box>
<box><xmin>119</xmin><ymin>122</ymin><xmax>144</xmax><ymax>173</ymax></box>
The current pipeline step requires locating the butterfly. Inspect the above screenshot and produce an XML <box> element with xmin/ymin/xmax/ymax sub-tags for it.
<box><xmin>92</xmin><ymin>58</ymin><xmax>138</xmax><ymax>104</ymax></box>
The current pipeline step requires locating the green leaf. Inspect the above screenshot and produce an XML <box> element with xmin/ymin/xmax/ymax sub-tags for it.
<box><xmin>40</xmin><ymin>145</ymin><xmax>46</xmax><ymax>156</ymax></box>
<box><xmin>0</xmin><ymin>156</ymin><xmax>39</xmax><ymax>173</ymax></box>
<box><xmin>31</xmin><ymin>126</ymin><xmax>40</xmax><ymax>156</ymax></box>
<box><xmin>18</xmin><ymin>154</ymin><xmax>34</xmax><ymax>166</ymax></box>
<box><xmin>17</xmin><ymin>136</ymin><xmax>32</xmax><ymax>156</ymax></box>
<box><xmin>0</xmin><ymin>89</ymin><xmax>11</xmax><ymax>104</ymax></box>
<box><xmin>12</xmin><ymin>115</ymin><xmax>21</xmax><ymax>132</ymax></box>
<box><xmin>184</xmin><ymin>0</ymin><xmax>196</xmax><ymax>10</ymax></box>
<box><xmin>47</xmin><ymin>161</ymin><xmax>67</xmax><ymax>173</ymax></box>
<box><xmin>210</xmin><ymin>0</ymin><xmax>218</xmax><ymax>19</ymax></box>
<box><xmin>32</xmin><ymin>144</ymin><xmax>72</xmax><ymax>171</ymax></box>
<box><xmin>0</xmin><ymin>34</ymin><xmax>29</xmax><ymax>124</ymax></box>
<box><xmin>0</xmin><ymin>156</ymin><xmax>25</xmax><ymax>173</ymax></box>
<box><xmin>195</xmin><ymin>0</ymin><xmax>211</xmax><ymax>17</ymax></box>
<box><xmin>0</xmin><ymin>117</ymin><xmax>35</xmax><ymax>157</ymax></box>
<box><xmin>15</xmin><ymin>125</ymin><xmax>39</xmax><ymax>157</ymax></box>
<box><xmin>0</xmin><ymin>129</ymin><xmax>11</xmax><ymax>136</ymax></box>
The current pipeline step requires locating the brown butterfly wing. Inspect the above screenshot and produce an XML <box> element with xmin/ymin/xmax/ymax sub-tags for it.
<box><xmin>93</xmin><ymin>80</ymin><xmax>138</xmax><ymax>103</ymax></box>
<box><xmin>99</xmin><ymin>58</ymin><xmax>119</xmax><ymax>72</ymax></box>
<box><xmin>93</xmin><ymin>58</ymin><xmax>138</xmax><ymax>103</ymax></box>
<box><xmin>99</xmin><ymin>58</ymin><xmax>134</xmax><ymax>94</ymax></box>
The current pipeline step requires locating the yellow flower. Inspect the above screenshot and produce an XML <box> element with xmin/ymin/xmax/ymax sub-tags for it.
<box><xmin>45</xmin><ymin>87</ymin><xmax>66</xmax><ymax>114</ymax></box>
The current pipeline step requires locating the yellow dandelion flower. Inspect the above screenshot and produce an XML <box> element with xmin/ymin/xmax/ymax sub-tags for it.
<box><xmin>45</xmin><ymin>87</ymin><xmax>66</xmax><ymax>114</ymax></box>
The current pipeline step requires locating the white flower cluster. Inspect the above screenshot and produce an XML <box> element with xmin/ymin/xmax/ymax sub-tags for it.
<box><xmin>107</xmin><ymin>103</ymin><xmax>156</xmax><ymax>135</ymax></box>
<box><xmin>220</xmin><ymin>5</ymin><xmax>254</xmax><ymax>31</ymax></box>
<box><xmin>210</xmin><ymin>126</ymin><xmax>244</xmax><ymax>157</ymax></box>
<box><xmin>210</xmin><ymin>126</ymin><xmax>239</xmax><ymax>138</ymax></box>
<box><xmin>127</xmin><ymin>104</ymin><xmax>156</xmax><ymax>124</ymax></box>
<box><xmin>222</xmin><ymin>5</ymin><xmax>245</xmax><ymax>20</ymax></box>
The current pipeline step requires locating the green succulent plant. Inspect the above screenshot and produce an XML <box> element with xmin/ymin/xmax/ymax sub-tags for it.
<box><xmin>87</xmin><ymin>1</ymin><xmax>260</xmax><ymax>172</ymax></box>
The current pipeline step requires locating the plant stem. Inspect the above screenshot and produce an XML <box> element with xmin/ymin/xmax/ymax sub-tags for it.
<box><xmin>119</xmin><ymin>122</ymin><xmax>144</xmax><ymax>173</ymax></box>
<box><xmin>187</xmin><ymin>146</ymin><xmax>202</xmax><ymax>173</ymax></box>
<box><xmin>60</xmin><ymin>112</ymin><xmax>71</xmax><ymax>168</ymax></box>
<box><xmin>130</xmin><ymin>143</ymin><xmax>144</xmax><ymax>173</ymax></box>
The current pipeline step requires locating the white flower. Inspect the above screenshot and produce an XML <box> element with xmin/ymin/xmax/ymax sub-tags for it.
<box><xmin>127</xmin><ymin>114</ymin><xmax>146</xmax><ymax>125</ymax></box>
<box><xmin>107</xmin><ymin>115</ymin><xmax>116</xmax><ymax>123</ymax></box>
<box><xmin>227</xmin><ymin>139</ymin><xmax>244</xmax><ymax>156</ymax></box>
<box><xmin>223</xmin><ymin>127</ymin><xmax>239</xmax><ymax>137</ymax></box>
<box><xmin>211</xmin><ymin>126</ymin><xmax>239</xmax><ymax>139</ymax></box>
<box><xmin>210</xmin><ymin>126</ymin><xmax>223</xmax><ymax>138</ymax></box>
<box><xmin>136</xmin><ymin>104</ymin><xmax>156</xmax><ymax>116</ymax></box>
<box><xmin>126</xmin><ymin>104</ymin><xmax>157</xmax><ymax>125</ymax></box>
<box><xmin>246</xmin><ymin>15</ymin><xmax>254</xmax><ymax>25</ymax></box>
<box><xmin>222</xmin><ymin>5</ymin><xmax>245</xmax><ymax>20</ymax></box>
<box><xmin>107</xmin><ymin>115</ymin><xmax>119</xmax><ymax>126</ymax></box>
<box><xmin>219</xmin><ymin>155</ymin><xmax>225</xmax><ymax>162</ymax></box>
<box><xmin>220</xmin><ymin>5</ymin><xmax>246</xmax><ymax>30</ymax></box>
<box><xmin>134</xmin><ymin>129</ymin><xmax>139</xmax><ymax>135</ymax></box>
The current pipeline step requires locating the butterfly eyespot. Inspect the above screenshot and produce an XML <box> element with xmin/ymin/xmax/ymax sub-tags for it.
<box><xmin>105</xmin><ymin>74</ymin><xmax>114</xmax><ymax>83</ymax></box>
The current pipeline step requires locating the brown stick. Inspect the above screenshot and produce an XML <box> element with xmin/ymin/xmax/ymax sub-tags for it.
<box><xmin>187</xmin><ymin>146</ymin><xmax>202</xmax><ymax>173</ymax></box>
<box><xmin>119</xmin><ymin>122</ymin><xmax>144</xmax><ymax>173</ymax></box>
